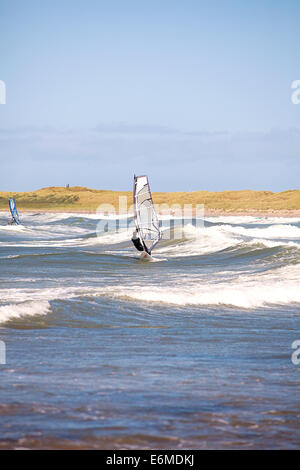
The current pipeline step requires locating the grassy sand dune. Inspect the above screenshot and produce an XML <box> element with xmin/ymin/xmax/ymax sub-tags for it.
<box><xmin>0</xmin><ymin>186</ymin><xmax>300</xmax><ymax>214</ymax></box>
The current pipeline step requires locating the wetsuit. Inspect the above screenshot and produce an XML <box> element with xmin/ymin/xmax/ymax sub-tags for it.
<box><xmin>131</xmin><ymin>231</ymin><xmax>148</xmax><ymax>253</ymax></box>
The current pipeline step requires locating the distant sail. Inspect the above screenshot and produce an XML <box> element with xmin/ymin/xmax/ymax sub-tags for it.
<box><xmin>133</xmin><ymin>175</ymin><xmax>161</xmax><ymax>254</ymax></box>
<box><xmin>8</xmin><ymin>198</ymin><xmax>21</xmax><ymax>225</ymax></box>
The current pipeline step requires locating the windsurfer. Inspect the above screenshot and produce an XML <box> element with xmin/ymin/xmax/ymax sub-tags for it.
<box><xmin>131</xmin><ymin>230</ymin><xmax>145</xmax><ymax>252</ymax></box>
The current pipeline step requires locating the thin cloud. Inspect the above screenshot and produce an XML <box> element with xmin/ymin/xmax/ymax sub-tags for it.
<box><xmin>0</xmin><ymin>125</ymin><xmax>299</xmax><ymax>191</ymax></box>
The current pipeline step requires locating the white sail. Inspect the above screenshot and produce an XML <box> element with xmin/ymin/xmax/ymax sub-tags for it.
<box><xmin>133</xmin><ymin>175</ymin><xmax>161</xmax><ymax>253</ymax></box>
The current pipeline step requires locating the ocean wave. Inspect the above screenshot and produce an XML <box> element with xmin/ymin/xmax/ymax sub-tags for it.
<box><xmin>2</xmin><ymin>221</ymin><xmax>299</xmax><ymax>254</ymax></box>
<box><xmin>96</xmin><ymin>228</ymin><xmax>133</xmax><ymax>245</ymax></box>
<box><xmin>156</xmin><ymin>224</ymin><xmax>300</xmax><ymax>258</ymax></box>
<box><xmin>0</xmin><ymin>300</ymin><xmax>51</xmax><ymax>323</ymax></box>
<box><xmin>1</xmin><ymin>262</ymin><xmax>299</xmax><ymax>311</ymax></box>
<box><xmin>109</xmin><ymin>264</ymin><xmax>300</xmax><ymax>309</ymax></box>
<box><xmin>222</xmin><ymin>224</ymin><xmax>300</xmax><ymax>239</ymax></box>
<box><xmin>24</xmin><ymin>212</ymin><xmax>133</xmax><ymax>222</ymax></box>
<box><xmin>206</xmin><ymin>216</ymin><xmax>300</xmax><ymax>225</ymax></box>
<box><xmin>0</xmin><ymin>224</ymin><xmax>26</xmax><ymax>232</ymax></box>
<box><xmin>0</xmin><ymin>234</ymin><xmax>100</xmax><ymax>248</ymax></box>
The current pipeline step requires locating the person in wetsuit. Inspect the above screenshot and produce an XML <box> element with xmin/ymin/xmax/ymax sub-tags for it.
<box><xmin>131</xmin><ymin>230</ymin><xmax>146</xmax><ymax>252</ymax></box>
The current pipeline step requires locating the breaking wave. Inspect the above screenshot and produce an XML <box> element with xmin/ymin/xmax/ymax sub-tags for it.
<box><xmin>0</xmin><ymin>301</ymin><xmax>51</xmax><ymax>323</ymax></box>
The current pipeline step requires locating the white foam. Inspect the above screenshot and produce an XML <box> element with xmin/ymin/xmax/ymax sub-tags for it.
<box><xmin>19</xmin><ymin>211</ymin><xmax>132</xmax><ymax>222</ymax></box>
<box><xmin>0</xmin><ymin>300</ymin><xmax>51</xmax><ymax>323</ymax></box>
<box><xmin>0</xmin><ymin>285</ymin><xmax>100</xmax><ymax>305</ymax></box>
<box><xmin>0</xmin><ymin>235</ymin><xmax>101</xmax><ymax>248</ymax></box>
<box><xmin>0</xmin><ymin>224</ymin><xmax>26</xmax><ymax>232</ymax></box>
<box><xmin>1</xmin><ymin>263</ymin><xmax>299</xmax><ymax>311</ymax></box>
<box><xmin>157</xmin><ymin>224</ymin><xmax>244</xmax><ymax>257</ymax></box>
<box><xmin>96</xmin><ymin>227</ymin><xmax>132</xmax><ymax>245</ymax></box>
<box><xmin>223</xmin><ymin>224</ymin><xmax>300</xmax><ymax>239</ymax></box>
<box><xmin>96</xmin><ymin>212</ymin><xmax>133</xmax><ymax>220</ymax></box>
<box><xmin>109</xmin><ymin>264</ymin><xmax>300</xmax><ymax>309</ymax></box>
<box><xmin>206</xmin><ymin>216</ymin><xmax>300</xmax><ymax>225</ymax></box>
<box><xmin>156</xmin><ymin>223</ymin><xmax>300</xmax><ymax>258</ymax></box>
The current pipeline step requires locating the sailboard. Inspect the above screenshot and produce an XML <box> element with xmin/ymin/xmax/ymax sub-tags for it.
<box><xmin>8</xmin><ymin>198</ymin><xmax>21</xmax><ymax>225</ymax></box>
<box><xmin>132</xmin><ymin>175</ymin><xmax>161</xmax><ymax>259</ymax></box>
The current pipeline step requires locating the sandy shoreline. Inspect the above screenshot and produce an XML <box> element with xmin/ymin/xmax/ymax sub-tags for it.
<box><xmin>1</xmin><ymin>209</ymin><xmax>300</xmax><ymax>218</ymax></box>
<box><xmin>1</xmin><ymin>187</ymin><xmax>299</xmax><ymax>216</ymax></box>
<box><xmin>203</xmin><ymin>209</ymin><xmax>300</xmax><ymax>217</ymax></box>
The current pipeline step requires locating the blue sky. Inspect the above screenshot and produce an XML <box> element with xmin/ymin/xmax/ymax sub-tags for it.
<box><xmin>0</xmin><ymin>0</ymin><xmax>299</xmax><ymax>191</ymax></box>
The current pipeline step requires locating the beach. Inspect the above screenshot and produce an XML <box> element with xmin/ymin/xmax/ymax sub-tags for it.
<box><xmin>1</xmin><ymin>187</ymin><xmax>300</xmax><ymax>215</ymax></box>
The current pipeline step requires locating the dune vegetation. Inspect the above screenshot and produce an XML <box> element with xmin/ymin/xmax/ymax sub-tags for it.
<box><xmin>0</xmin><ymin>186</ymin><xmax>300</xmax><ymax>213</ymax></box>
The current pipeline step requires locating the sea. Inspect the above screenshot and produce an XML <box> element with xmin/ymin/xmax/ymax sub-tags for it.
<box><xmin>0</xmin><ymin>211</ymin><xmax>299</xmax><ymax>449</ymax></box>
